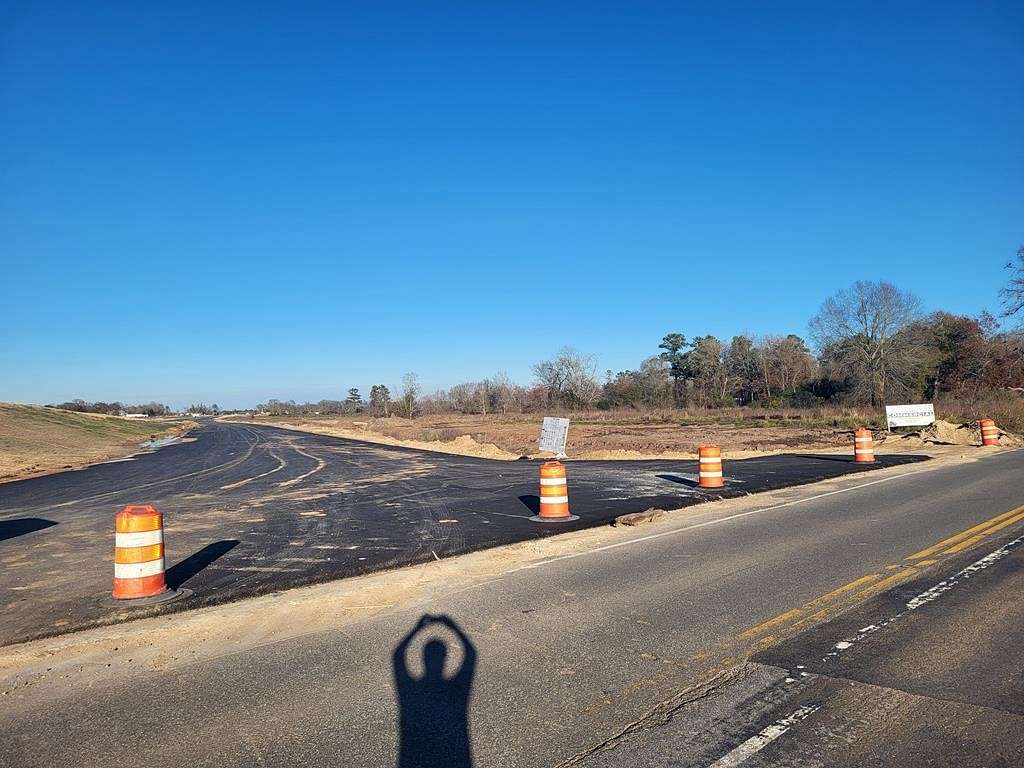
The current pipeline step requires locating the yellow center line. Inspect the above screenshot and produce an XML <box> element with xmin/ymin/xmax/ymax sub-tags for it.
<box><xmin>976</xmin><ymin>510</ymin><xmax>1024</xmax><ymax>536</ymax></box>
<box><xmin>844</xmin><ymin>567</ymin><xmax>919</xmax><ymax>601</ymax></box>
<box><xmin>906</xmin><ymin>505</ymin><xmax>1024</xmax><ymax>560</ymax></box>
<box><xmin>803</xmin><ymin>574</ymin><xmax>880</xmax><ymax>607</ymax></box>
<box><xmin>734</xmin><ymin>504</ymin><xmax>1024</xmax><ymax>644</ymax></box>
<box><xmin>788</xmin><ymin>607</ymin><xmax>836</xmax><ymax>633</ymax></box>
<box><xmin>941</xmin><ymin>534</ymin><xmax>986</xmax><ymax>555</ymax></box>
<box><xmin>737</xmin><ymin>609</ymin><xmax>803</xmax><ymax>640</ymax></box>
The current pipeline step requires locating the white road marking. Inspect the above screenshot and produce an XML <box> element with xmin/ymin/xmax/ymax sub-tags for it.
<box><xmin>906</xmin><ymin>535</ymin><xmax>1022</xmax><ymax>609</ymax></box>
<box><xmin>277</xmin><ymin>446</ymin><xmax>327</xmax><ymax>487</ymax></box>
<box><xmin>708</xmin><ymin>705</ymin><xmax>820</xmax><ymax>767</ymax></box>
<box><xmin>220</xmin><ymin>450</ymin><xmax>287</xmax><ymax>490</ymax></box>
<box><xmin>820</xmin><ymin>533</ymin><xmax>1024</xmax><ymax>660</ymax></box>
<box><xmin>509</xmin><ymin>466</ymin><xmax>936</xmax><ymax>574</ymax></box>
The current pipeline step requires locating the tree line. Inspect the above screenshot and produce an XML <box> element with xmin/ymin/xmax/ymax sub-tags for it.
<box><xmin>257</xmin><ymin>260</ymin><xmax>1024</xmax><ymax>418</ymax></box>
<box><xmin>48</xmin><ymin>399</ymin><xmax>173</xmax><ymax>417</ymax></box>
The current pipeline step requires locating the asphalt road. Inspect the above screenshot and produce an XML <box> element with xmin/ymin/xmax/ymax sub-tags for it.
<box><xmin>0</xmin><ymin>419</ymin><xmax>920</xmax><ymax>645</ymax></box>
<box><xmin>1</xmin><ymin>447</ymin><xmax>1021</xmax><ymax>768</ymax></box>
<box><xmin>577</xmin><ymin>524</ymin><xmax>1024</xmax><ymax>767</ymax></box>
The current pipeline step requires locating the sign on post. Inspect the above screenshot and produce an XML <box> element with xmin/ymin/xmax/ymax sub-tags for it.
<box><xmin>885</xmin><ymin>403</ymin><xmax>935</xmax><ymax>430</ymax></box>
<box><xmin>539</xmin><ymin>417</ymin><xmax>570</xmax><ymax>457</ymax></box>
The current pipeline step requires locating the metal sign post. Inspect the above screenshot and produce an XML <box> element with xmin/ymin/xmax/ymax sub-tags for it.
<box><xmin>539</xmin><ymin>417</ymin><xmax>570</xmax><ymax>458</ymax></box>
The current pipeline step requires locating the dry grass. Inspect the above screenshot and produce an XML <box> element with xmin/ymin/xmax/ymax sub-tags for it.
<box><xmin>935</xmin><ymin>390</ymin><xmax>1024</xmax><ymax>433</ymax></box>
<box><xmin>237</xmin><ymin>409</ymin><xmax>857</xmax><ymax>459</ymax></box>
<box><xmin>0</xmin><ymin>403</ymin><xmax>192</xmax><ymax>483</ymax></box>
<box><xmin>236</xmin><ymin>400</ymin><xmax>1021</xmax><ymax>460</ymax></box>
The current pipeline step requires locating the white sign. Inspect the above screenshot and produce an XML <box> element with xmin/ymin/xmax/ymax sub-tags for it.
<box><xmin>885</xmin><ymin>403</ymin><xmax>935</xmax><ymax>429</ymax></box>
<box><xmin>539</xmin><ymin>417</ymin><xmax>570</xmax><ymax>456</ymax></box>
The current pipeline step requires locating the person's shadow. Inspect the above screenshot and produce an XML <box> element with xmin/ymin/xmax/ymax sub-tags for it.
<box><xmin>393</xmin><ymin>614</ymin><xmax>477</xmax><ymax>768</ymax></box>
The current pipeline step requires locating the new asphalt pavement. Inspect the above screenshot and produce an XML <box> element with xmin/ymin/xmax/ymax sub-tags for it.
<box><xmin>0</xmin><ymin>419</ymin><xmax>922</xmax><ymax>645</ymax></box>
<box><xmin>0</xmin><ymin>446</ymin><xmax>1021</xmax><ymax>767</ymax></box>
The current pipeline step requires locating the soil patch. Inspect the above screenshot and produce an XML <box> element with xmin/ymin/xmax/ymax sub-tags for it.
<box><xmin>227</xmin><ymin>413</ymin><xmax>857</xmax><ymax>460</ymax></box>
<box><xmin>0</xmin><ymin>403</ymin><xmax>194</xmax><ymax>483</ymax></box>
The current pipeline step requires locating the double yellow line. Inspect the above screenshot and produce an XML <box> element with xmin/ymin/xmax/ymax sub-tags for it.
<box><xmin>737</xmin><ymin>504</ymin><xmax>1024</xmax><ymax>643</ymax></box>
<box><xmin>906</xmin><ymin>504</ymin><xmax>1024</xmax><ymax>560</ymax></box>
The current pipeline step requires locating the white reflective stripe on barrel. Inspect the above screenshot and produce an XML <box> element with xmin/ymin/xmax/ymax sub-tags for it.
<box><xmin>113</xmin><ymin>559</ymin><xmax>165</xmax><ymax>579</ymax></box>
<box><xmin>699</xmin><ymin>456</ymin><xmax>722</xmax><ymax>464</ymax></box>
<box><xmin>855</xmin><ymin>448</ymin><xmax>874</xmax><ymax>454</ymax></box>
<box><xmin>539</xmin><ymin>495</ymin><xmax>569</xmax><ymax>504</ymax></box>
<box><xmin>699</xmin><ymin>471</ymin><xmax>724</xmax><ymax>478</ymax></box>
<box><xmin>115</xmin><ymin>530</ymin><xmax>164</xmax><ymax>548</ymax></box>
<box><xmin>539</xmin><ymin>478</ymin><xmax>567</xmax><ymax>486</ymax></box>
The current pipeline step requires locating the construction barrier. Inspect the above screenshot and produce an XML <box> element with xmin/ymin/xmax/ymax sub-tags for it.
<box><xmin>698</xmin><ymin>445</ymin><xmax>724</xmax><ymax>488</ymax></box>
<box><xmin>113</xmin><ymin>505</ymin><xmax>168</xmax><ymax>600</ymax></box>
<box><xmin>854</xmin><ymin>427</ymin><xmax>875</xmax><ymax>463</ymax></box>
<box><xmin>980</xmin><ymin>419</ymin><xmax>999</xmax><ymax>447</ymax></box>
<box><xmin>531</xmin><ymin>461</ymin><xmax>579</xmax><ymax>522</ymax></box>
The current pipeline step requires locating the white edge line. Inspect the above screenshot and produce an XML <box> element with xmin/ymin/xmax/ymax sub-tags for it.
<box><xmin>818</xmin><ymin>533</ymin><xmax>1024</xmax><ymax>660</ymax></box>
<box><xmin>708</xmin><ymin>704</ymin><xmax>821</xmax><ymax>767</ymax></box>
<box><xmin>508</xmin><ymin>466</ymin><xmax>936</xmax><ymax>574</ymax></box>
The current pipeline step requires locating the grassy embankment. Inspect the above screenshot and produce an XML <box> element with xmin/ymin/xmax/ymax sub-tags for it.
<box><xmin>0</xmin><ymin>403</ymin><xmax>191</xmax><ymax>483</ymax></box>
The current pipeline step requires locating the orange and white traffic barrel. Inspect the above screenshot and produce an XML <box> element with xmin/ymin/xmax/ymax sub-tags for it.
<box><xmin>980</xmin><ymin>419</ymin><xmax>999</xmax><ymax>447</ymax></box>
<box><xmin>698</xmin><ymin>445</ymin><xmax>724</xmax><ymax>488</ymax></box>
<box><xmin>530</xmin><ymin>461</ymin><xmax>579</xmax><ymax>522</ymax></box>
<box><xmin>113</xmin><ymin>505</ymin><xmax>169</xmax><ymax>600</ymax></box>
<box><xmin>854</xmin><ymin>427</ymin><xmax>875</xmax><ymax>463</ymax></box>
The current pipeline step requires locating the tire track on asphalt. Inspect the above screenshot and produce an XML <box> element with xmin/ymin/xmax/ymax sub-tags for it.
<box><xmin>0</xmin><ymin>425</ymin><xmax>265</xmax><ymax>516</ymax></box>
<box><xmin>221</xmin><ymin>449</ymin><xmax>287</xmax><ymax>490</ymax></box>
<box><xmin>276</xmin><ymin>445</ymin><xmax>327</xmax><ymax>488</ymax></box>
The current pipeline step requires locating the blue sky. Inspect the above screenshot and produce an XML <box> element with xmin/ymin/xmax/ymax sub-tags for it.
<box><xmin>2</xmin><ymin>2</ymin><xmax>1022</xmax><ymax>408</ymax></box>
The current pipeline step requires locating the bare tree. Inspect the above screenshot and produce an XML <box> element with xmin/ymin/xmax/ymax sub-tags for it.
<box><xmin>532</xmin><ymin>347</ymin><xmax>601</xmax><ymax>410</ymax></box>
<box><xmin>810</xmin><ymin>281</ymin><xmax>923</xmax><ymax>405</ymax></box>
<box><xmin>761</xmin><ymin>335</ymin><xmax>817</xmax><ymax>395</ymax></box>
<box><xmin>490</xmin><ymin>371</ymin><xmax>515</xmax><ymax>414</ymax></box>
<box><xmin>1001</xmin><ymin>245</ymin><xmax>1024</xmax><ymax>318</ymax></box>
<box><xmin>400</xmin><ymin>373</ymin><xmax>420</xmax><ymax>418</ymax></box>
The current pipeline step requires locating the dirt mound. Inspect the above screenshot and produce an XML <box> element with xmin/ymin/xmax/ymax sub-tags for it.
<box><xmin>994</xmin><ymin>428</ymin><xmax>1023</xmax><ymax>447</ymax></box>
<box><xmin>881</xmin><ymin>418</ymin><xmax>1021</xmax><ymax>448</ymax></box>
<box><xmin>574</xmin><ymin>448</ymin><xmax>695</xmax><ymax>461</ymax></box>
<box><xmin>253</xmin><ymin>420</ymin><xmax>520</xmax><ymax>461</ymax></box>
<box><xmin>613</xmin><ymin>508</ymin><xmax>667</xmax><ymax>527</ymax></box>
<box><xmin>443</xmin><ymin>434</ymin><xmax>520</xmax><ymax>460</ymax></box>
<box><xmin>920</xmin><ymin>419</ymin><xmax>975</xmax><ymax>445</ymax></box>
